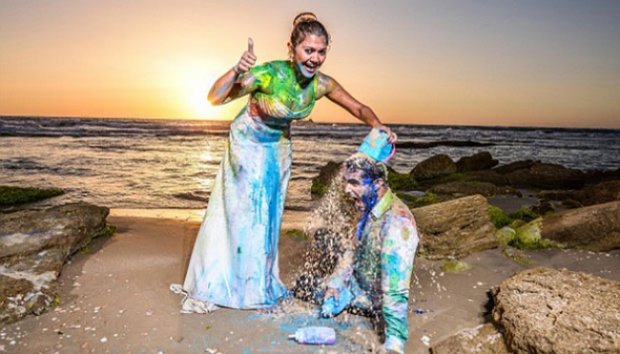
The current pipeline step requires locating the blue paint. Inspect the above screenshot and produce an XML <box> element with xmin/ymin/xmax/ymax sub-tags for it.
<box><xmin>357</xmin><ymin>128</ymin><xmax>395</xmax><ymax>162</ymax></box>
<box><xmin>320</xmin><ymin>288</ymin><xmax>354</xmax><ymax>318</ymax></box>
<box><xmin>355</xmin><ymin>177</ymin><xmax>379</xmax><ymax>240</ymax></box>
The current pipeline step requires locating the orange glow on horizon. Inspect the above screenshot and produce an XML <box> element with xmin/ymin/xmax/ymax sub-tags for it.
<box><xmin>0</xmin><ymin>1</ymin><xmax>618</xmax><ymax>128</ymax></box>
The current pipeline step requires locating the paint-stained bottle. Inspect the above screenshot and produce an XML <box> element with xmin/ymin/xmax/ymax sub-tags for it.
<box><xmin>288</xmin><ymin>326</ymin><xmax>336</xmax><ymax>345</ymax></box>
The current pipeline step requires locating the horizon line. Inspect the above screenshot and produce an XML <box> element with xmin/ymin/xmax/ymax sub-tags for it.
<box><xmin>1</xmin><ymin>114</ymin><xmax>619</xmax><ymax>131</ymax></box>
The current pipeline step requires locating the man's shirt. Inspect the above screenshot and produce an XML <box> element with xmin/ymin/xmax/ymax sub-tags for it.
<box><xmin>327</xmin><ymin>189</ymin><xmax>419</xmax><ymax>353</ymax></box>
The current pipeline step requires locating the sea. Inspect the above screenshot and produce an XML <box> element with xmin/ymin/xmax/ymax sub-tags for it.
<box><xmin>1</xmin><ymin>116</ymin><xmax>619</xmax><ymax>210</ymax></box>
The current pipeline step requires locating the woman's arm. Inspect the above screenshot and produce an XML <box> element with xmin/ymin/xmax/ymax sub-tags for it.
<box><xmin>207</xmin><ymin>38</ymin><xmax>259</xmax><ymax>105</ymax></box>
<box><xmin>318</xmin><ymin>74</ymin><xmax>397</xmax><ymax>142</ymax></box>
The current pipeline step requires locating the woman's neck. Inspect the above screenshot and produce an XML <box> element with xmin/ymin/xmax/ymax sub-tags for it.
<box><xmin>290</xmin><ymin>61</ymin><xmax>313</xmax><ymax>88</ymax></box>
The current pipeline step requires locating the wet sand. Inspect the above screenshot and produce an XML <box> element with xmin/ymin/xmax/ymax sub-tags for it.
<box><xmin>1</xmin><ymin>209</ymin><xmax>618</xmax><ymax>353</ymax></box>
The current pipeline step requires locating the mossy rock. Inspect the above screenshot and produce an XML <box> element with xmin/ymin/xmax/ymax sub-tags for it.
<box><xmin>496</xmin><ymin>226</ymin><xmax>516</xmax><ymax>248</ymax></box>
<box><xmin>417</xmin><ymin>172</ymin><xmax>467</xmax><ymax>189</ymax></box>
<box><xmin>488</xmin><ymin>205</ymin><xmax>540</xmax><ymax>230</ymax></box>
<box><xmin>441</xmin><ymin>259</ymin><xmax>471</xmax><ymax>273</ymax></box>
<box><xmin>0</xmin><ymin>185</ymin><xmax>64</xmax><ymax>206</ymax></box>
<box><xmin>283</xmin><ymin>228</ymin><xmax>309</xmax><ymax>241</ymax></box>
<box><xmin>310</xmin><ymin>180</ymin><xmax>329</xmax><ymax>198</ymax></box>
<box><xmin>96</xmin><ymin>224</ymin><xmax>117</xmax><ymax>238</ymax></box>
<box><xmin>387</xmin><ymin>167</ymin><xmax>417</xmax><ymax>191</ymax></box>
<box><xmin>512</xmin><ymin>218</ymin><xmax>556</xmax><ymax>249</ymax></box>
<box><xmin>488</xmin><ymin>205</ymin><xmax>511</xmax><ymax>228</ymax></box>
<box><xmin>508</xmin><ymin>207</ymin><xmax>540</xmax><ymax>223</ymax></box>
<box><xmin>397</xmin><ymin>192</ymin><xmax>438</xmax><ymax>208</ymax></box>
<box><xmin>310</xmin><ymin>161</ymin><xmax>342</xmax><ymax>199</ymax></box>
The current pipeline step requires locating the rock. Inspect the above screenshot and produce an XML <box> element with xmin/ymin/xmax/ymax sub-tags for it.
<box><xmin>493</xmin><ymin>160</ymin><xmax>536</xmax><ymax>175</ymax></box>
<box><xmin>538</xmin><ymin>180</ymin><xmax>620</xmax><ymax>209</ymax></box>
<box><xmin>574</xmin><ymin>180</ymin><xmax>620</xmax><ymax>206</ymax></box>
<box><xmin>541</xmin><ymin>200</ymin><xmax>620</xmax><ymax>251</ymax></box>
<box><xmin>0</xmin><ymin>202</ymin><xmax>110</xmax><ymax>324</ymax></box>
<box><xmin>396</xmin><ymin>191</ymin><xmax>441</xmax><ymax>209</ymax></box>
<box><xmin>512</xmin><ymin>218</ymin><xmax>554</xmax><ymax>249</ymax></box>
<box><xmin>386</xmin><ymin>166</ymin><xmax>417</xmax><ymax>191</ymax></box>
<box><xmin>492</xmin><ymin>267</ymin><xmax>620</xmax><ymax>354</ymax></box>
<box><xmin>462</xmin><ymin>170</ymin><xmax>510</xmax><ymax>186</ymax></box>
<box><xmin>440</xmin><ymin>259</ymin><xmax>471</xmax><ymax>273</ymax></box>
<box><xmin>0</xmin><ymin>185</ymin><xmax>64</xmax><ymax>207</ymax></box>
<box><xmin>537</xmin><ymin>190</ymin><xmax>574</xmax><ymax>202</ymax></box>
<box><xmin>583</xmin><ymin>168</ymin><xmax>620</xmax><ymax>185</ymax></box>
<box><xmin>396</xmin><ymin>140</ymin><xmax>494</xmax><ymax>149</ymax></box>
<box><xmin>502</xmin><ymin>162</ymin><xmax>586</xmax><ymax>189</ymax></box>
<box><xmin>429</xmin><ymin>181</ymin><xmax>519</xmax><ymax>198</ymax></box>
<box><xmin>456</xmin><ymin>151</ymin><xmax>499</xmax><ymax>172</ymax></box>
<box><xmin>431</xmin><ymin>323</ymin><xmax>509</xmax><ymax>354</ymax></box>
<box><xmin>310</xmin><ymin>161</ymin><xmax>342</xmax><ymax>199</ymax></box>
<box><xmin>412</xmin><ymin>195</ymin><xmax>497</xmax><ymax>259</ymax></box>
<box><xmin>411</xmin><ymin>154</ymin><xmax>457</xmax><ymax>180</ymax></box>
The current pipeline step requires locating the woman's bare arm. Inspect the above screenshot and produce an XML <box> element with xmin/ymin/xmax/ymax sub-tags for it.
<box><xmin>319</xmin><ymin>74</ymin><xmax>397</xmax><ymax>142</ymax></box>
<box><xmin>208</xmin><ymin>38</ymin><xmax>258</xmax><ymax>105</ymax></box>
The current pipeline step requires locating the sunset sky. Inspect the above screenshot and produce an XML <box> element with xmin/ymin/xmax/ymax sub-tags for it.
<box><xmin>1</xmin><ymin>0</ymin><xmax>619</xmax><ymax>128</ymax></box>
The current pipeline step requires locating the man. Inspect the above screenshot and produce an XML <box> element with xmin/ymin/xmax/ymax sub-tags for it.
<box><xmin>321</xmin><ymin>153</ymin><xmax>419</xmax><ymax>354</ymax></box>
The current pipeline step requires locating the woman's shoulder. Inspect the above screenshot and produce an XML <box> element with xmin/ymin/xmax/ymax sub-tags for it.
<box><xmin>250</xmin><ymin>60</ymin><xmax>290</xmax><ymax>78</ymax></box>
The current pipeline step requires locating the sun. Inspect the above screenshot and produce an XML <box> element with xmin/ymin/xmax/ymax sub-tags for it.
<box><xmin>189</xmin><ymin>87</ymin><xmax>216</xmax><ymax>117</ymax></box>
<box><xmin>187</xmin><ymin>79</ymin><xmax>219</xmax><ymax>118</ymax></box>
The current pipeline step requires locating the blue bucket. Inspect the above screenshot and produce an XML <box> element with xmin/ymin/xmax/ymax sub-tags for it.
<box><xmin>356</xmin><ymin>128</ymin><xmax>395</xmax><ymax>163</ymax></box>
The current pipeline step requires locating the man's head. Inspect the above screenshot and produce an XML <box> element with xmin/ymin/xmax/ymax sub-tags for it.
<box><xmin>343</xmin><ymin>154</ymin><xmax>388</xmax><ymax>212</ymax></box>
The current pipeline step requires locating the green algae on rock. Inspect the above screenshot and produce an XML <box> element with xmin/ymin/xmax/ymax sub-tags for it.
<box><xmin>441</xmin><ymin>259</ymin><xmax>471</xmax><ymax>273</ymax></box>
<box><xmin>0</xmin><ymin>185</ymin><xmax>64</xmax><ymax>206</ymax></box>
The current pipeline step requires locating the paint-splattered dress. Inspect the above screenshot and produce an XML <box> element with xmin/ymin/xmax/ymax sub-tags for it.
<box><xmin>176</xmin><ymin>61</ymin><xmax>318</xmax><ymax>310</ymax></box>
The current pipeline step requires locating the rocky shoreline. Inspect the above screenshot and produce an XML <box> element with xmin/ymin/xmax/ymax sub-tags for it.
<box><xmin>1</xmin><ymin>150</ymin><xmax>619</xmax><ymax>353</ymax></box>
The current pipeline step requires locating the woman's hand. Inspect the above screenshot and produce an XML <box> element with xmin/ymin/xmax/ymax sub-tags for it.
<box><xmin>233</xmin><ymin>38</ymin><xmax>257</xmax><ymax>74</ymax></box>
<box><xmin>375</xmin><ymin>123</ymin><xmax>398</xmax><ymax>143</ymax></box>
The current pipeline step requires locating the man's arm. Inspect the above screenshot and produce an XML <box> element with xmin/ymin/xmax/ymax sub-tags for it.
<box><xmin>380</xmin><ymin>216</ymin><xmax>419</xmax><ymax>354</ymax></box>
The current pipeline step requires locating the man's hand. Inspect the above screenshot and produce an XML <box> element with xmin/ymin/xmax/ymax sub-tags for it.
<box><xmin>324</xmin><ymin>287</ymin><xmax>340</xmax><ymax>301</ymax></box>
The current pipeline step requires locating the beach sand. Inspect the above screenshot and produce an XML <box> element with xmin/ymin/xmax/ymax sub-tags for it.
<box><xmin>1</xmin><ymin>209</ymin><xmax>618</xmax><ymax>353</ymax></box>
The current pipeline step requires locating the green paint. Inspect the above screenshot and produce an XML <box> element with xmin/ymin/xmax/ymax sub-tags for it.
<box><xmin>250</xmin><ymin>61</ymin><xmax>317</xmax><ymax>117</ymax></box>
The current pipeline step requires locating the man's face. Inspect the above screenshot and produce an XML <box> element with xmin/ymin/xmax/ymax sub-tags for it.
<box><xmin>344</xmin><ymin>169</ymin><xmax>379</xmax><ymax>212</ymax></box>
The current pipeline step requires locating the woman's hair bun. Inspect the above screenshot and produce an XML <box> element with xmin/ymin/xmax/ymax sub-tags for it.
<box><xmin>293</xmin><ymin>12</ymin><xmax>318</xmax><ymax>27</ymax></box>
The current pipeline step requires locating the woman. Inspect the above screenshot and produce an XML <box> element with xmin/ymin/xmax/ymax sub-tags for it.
<box><xmin>173</xmin><ymin>12</ymin><xmax>397</xmax><ymax>312</ymax></box>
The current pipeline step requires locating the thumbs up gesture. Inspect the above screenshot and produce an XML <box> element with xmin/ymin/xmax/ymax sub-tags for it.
<box><xmin>233</xmin><ymin>38</ymin><xmax>257</xmax><ymax>74</ymax></box>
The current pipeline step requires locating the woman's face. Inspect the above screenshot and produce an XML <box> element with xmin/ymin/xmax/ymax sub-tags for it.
<box><xmin>292</xmin><ymin>33</ymin><xmax>328</xmax><ymax>79</ymax></box>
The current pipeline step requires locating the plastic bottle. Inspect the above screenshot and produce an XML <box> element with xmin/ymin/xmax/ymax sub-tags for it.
<box><xmin>288</xmin><ymin>326</ymin><xmax>336</xmax><ymax>345</ymax></box>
